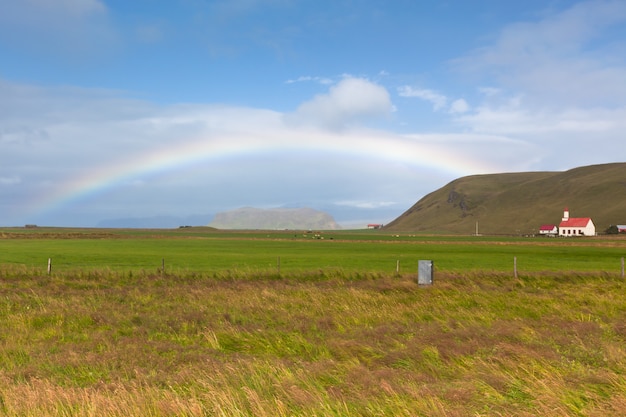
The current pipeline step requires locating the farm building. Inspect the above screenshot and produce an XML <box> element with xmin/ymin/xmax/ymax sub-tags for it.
<box><xmin>367</xmin><ymin>224</ymin><xmax>383</xmax><ymax>229</ymax></box>
<box><xmin>539</xmin><ymin>224</ymin><xmax>558</xmax><ymax>236</ymax></box>
<box><xmin>558</xmin><ymin>208</ymin><xmax>595</xmax><ymax>237</ymax></box>
<box><xmin>617</xmin><ymin>225</ymin><xmax>626</xmax><ymax>234</ymax></box>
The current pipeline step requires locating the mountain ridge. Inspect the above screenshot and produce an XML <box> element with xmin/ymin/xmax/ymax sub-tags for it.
<box><xmin>385</xmin><ymin>162</ymin><xmax>626</xmax><ymax>234</ymax></box>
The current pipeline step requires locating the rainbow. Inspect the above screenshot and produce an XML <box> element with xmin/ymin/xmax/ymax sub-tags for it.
<box><xmin>27</xmin><ymin>128</ymin><xmax>514</xmax><ymax>220</ymax></box>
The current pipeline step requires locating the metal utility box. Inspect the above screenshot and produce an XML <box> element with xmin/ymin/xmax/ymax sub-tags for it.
<box><xmin>418</xmin><ymin>260</ymin><xmax>434</xmax><ymax>285</ymax></box>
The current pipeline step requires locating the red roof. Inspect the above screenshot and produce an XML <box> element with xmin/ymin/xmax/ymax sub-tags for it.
<box><xmin>539</xmin><ymin>224</ymin><xmax>556</xmax><ymax>231</ymax></box>
<box><xmin>559</xmin><ymin>218</ymin><xmax>592</xmax><ymax>227</ymax></box>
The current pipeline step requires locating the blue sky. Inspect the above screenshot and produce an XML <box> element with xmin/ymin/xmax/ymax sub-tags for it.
<box><xmin>1</xmin><ymin>0</ymin><xmax>625</xmax><ymax>227</ymax></box>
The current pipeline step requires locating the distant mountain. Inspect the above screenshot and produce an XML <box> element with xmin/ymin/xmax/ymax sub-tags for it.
<box><xmin>208</xmin><ymin>207</ymin><xmax>341</xmax><ymax>230</ymax></box>
<box><xmin>96</xmin><ymin>214</ymin><xmax>213</xmax><ymax>228</ymax></box>
<box><xmin>385</xmin><ymin>162</ymin><xmax>626</xmax><ymax>234</ymax></box>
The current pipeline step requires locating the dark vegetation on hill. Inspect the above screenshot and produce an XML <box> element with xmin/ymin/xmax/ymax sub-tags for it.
<box><xmin>386</xmin><ymin>162</ymin><xmax>626</xmax><ymax>235</ymax></box>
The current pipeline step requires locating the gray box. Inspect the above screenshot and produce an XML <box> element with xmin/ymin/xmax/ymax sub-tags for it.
<box><xmin>418</xmin><ymin>260</ymin><xmax>434</xmax><ymax>285</ymax></box>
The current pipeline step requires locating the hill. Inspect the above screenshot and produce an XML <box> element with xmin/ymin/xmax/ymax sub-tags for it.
<box><xmin>385</xmin><ymin>162</ymin><xmax>626</xmax><ymax>234</ymax></box>
<box><xmin>208</xmin><ymin>207</ymin><xmax>342</xmax><ymax>230</ymax></box>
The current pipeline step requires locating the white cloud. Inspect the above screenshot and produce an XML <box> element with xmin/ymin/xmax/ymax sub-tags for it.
<box><xmin>288</xmin><ymin>77</ymin><xmax>393</xmax><ymax>129</ymax></box>
<box><xmin>440</xmin><ymin>0</ymin><xmax>626</xmax><ymax>172</ymax></box>
<box><xmin>398</xmin><ymin>86</ymin><xmax>448</xmax><ymax>111</ymax></box>
<box><xmin>285</xmin><ymin>76</ymin><xmax>333</xmax><ymax>85</ymax></box>
<box><xmin>398</xmin><ymin>86</ymin><xmax>471</xmax><ymax>114</ymax></box>
<box><xmin>478</xmin><ymin>87</ymin><xmax>501</xmax><ymax>97</ymax></box>
<box><xmin>0</xmin><ymin>176</ymin><xmax>21</xmax><ymax>186</ymax></box>
<box><xmin>456</xmin><ymin>103</ymin><xmax>626</xmax><ymax>135</ymax></box>
<box><xmin>449</xmin><ymin>99</ymin><xmax>470</xmax><ymax>114</ymax></box>
<box><xmin>455</xmin><ymin>0</ymin><xmax>626</xmax><ymax>108</ymax></box>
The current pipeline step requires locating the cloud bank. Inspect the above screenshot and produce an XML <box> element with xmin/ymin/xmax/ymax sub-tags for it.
<box><xmin>1</xmin><ymin>76</ymin><xmax>530</xmax><ymax>226</ymax></box>
<box><xmin>289</xmin><ymin>78</ymin><xmax>393</xmax><ymax>129</ymax></box>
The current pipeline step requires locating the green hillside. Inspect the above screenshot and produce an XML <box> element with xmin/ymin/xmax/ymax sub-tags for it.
<box><xmin>385</xmin><ymin>162</ymin><xmax>626</xmax><ymax>234</ymax></box>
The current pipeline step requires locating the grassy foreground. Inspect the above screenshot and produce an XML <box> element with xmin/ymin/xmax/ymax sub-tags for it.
<box><xmin>1</xmin><ymin>229</ymin><xmax>626</xmax><ymax>416</ymax></box>
<box><xmin>1</xmin><ymin>267</ymin><xmax>626</xmax><ymax>416</ymax></box>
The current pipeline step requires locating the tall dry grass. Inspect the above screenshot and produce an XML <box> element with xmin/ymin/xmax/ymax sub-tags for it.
<box><xmin>1</xmin><ymin>268</ymin><xmax>626</xmax><ymax>416</ymax></box>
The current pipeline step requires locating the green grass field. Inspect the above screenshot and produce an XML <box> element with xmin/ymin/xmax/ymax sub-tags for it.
<box><xmin>1</xmin><ymin>227</ymin><xmax>625</xmax><ymax>275</ymax></box>
<box><xmin>1</xmin><ymin>228</ymin><xmax>626</xmax><ymax>416</ymax></box>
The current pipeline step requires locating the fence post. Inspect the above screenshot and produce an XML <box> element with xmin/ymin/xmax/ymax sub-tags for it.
<box><xmin>161</xmin><ymin>258</ymin><xmax>165</xmax><ymax>274</ymax></box>
<box><xmin>514</xmin><ymin>256</ymin><xmax>518</xmax><ymax>279</ymax></box>
<box><xmin>277</xmin><ymin>256</ymin><xmax>281</xmax><ymax>274</ymax></box>
<box><xmin>396</xmin><ymin>260</ymin><xmax>400</xmax><ymax>275</ymax></box>
<box><xmin>47</xmin><ymin>258</ymin><xmax>52</xmax><ymax>275</ymax></box>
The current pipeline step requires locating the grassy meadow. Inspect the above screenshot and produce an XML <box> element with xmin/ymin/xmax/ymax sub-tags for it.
<box><xmin>1</xmin><ymin>227</ymin><xmax>626</xmax><ymax>416</ymax></box>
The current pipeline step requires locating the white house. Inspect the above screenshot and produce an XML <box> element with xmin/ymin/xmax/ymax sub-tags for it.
<box><xmin>558</xmin><ymin>208</ymin><xmax>595</xmax><ymax>237</ymax></box>
<box><xmin>539</xmin><ymin>224</ymin><xmax>558</xmax><ymax>236</ymax></box>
